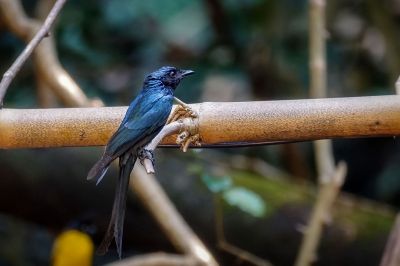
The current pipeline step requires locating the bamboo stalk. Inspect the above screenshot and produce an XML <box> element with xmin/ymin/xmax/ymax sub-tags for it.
<box><xmin>0</xmin><ymin>96</ymin><xmax>399</xmax><ymax>149</ymax></box>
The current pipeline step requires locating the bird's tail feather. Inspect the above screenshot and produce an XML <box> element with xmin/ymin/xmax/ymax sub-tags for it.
<box><xmin>96</xmin><ymin>154</ymin><xmax>136</xmax><ymax>259</ymax></box>
<box><xmin>87</xmin><ymin>154</ymin><xmax>113</xmax><ymax>184</ymax></box>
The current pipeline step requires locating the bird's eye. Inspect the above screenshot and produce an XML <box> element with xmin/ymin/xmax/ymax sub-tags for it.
<box><xmin>169</xmin><ymin>71</ymin><xmax>176</xmax><ymax>77</ymax></box>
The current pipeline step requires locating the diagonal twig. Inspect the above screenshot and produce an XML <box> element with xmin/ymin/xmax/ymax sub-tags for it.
<box><xmin>295</xmin><ymin>162</ymin><xmax>347</xmax><ymax>266</ymax></box>
<box><xmin>380</xmin><ymin>213</ymin><xmax>400</xmax><ymax>266</ymax></box>
<box><xmin>0</xmin><ymin>0</ymin><xmax>97</xmax><ymax>107</ymax></box>
<box><xmin>0</xmin><ymin>0</ymin><xmax>67</xmax><ymax>108</ymax></box>
<box><xmin>214</xmin><ymin>196</ymin><xmax>273</xmax><ymax>266</ymax></box>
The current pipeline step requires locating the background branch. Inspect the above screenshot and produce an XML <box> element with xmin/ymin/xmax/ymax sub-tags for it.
<box><xmin>309</xmin><ymin>0</ymin><xmax>335</xmax><ymax>185</ymax></box>
<box><xmin>107</xmin><ymin>252</ymin><xmax>198</xmax><ymax>266</ymax></box>
<box><xmin>0</xmin><ymin>0</ymin><xmax>99</xmax><ymax>107</ymax></box>
<box><xmin>0</xmin><ymin>0</ymin><xmax>67</xmax><ymax>107</ymax></box>
<box><xmin>295</xmin><ymin>162</ymin><xmax>347</xmax><ymax>266</ymax></box>
<box><xmin>296</xmin><ymin>1</ymin><xmax>347</xmax><ymax>265</ymax></box>
<box><xmin>380</xmin><ymin>214</ymin><xmax>400</xmax><ymax>266</ymax></box>
<box><xmin>130</xmin><ymin>166</ymin><xmax>218</xmax><ymax>266</ymax></box>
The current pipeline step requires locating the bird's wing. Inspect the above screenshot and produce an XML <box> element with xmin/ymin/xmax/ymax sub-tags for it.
<box><xmin>105</xmin><ymin>92</ymin><xmax>173</xmax><ymax>158</ymax></box>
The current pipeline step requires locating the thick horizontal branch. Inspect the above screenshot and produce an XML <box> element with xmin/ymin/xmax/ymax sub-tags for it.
<box><xmin>0</xmin><ymin>95</ymin><xmax>400</xmax><ymax>149</ymax></box>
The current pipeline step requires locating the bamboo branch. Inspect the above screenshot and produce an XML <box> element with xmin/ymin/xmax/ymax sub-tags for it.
<box><xmin>0</xmin><ymin>0</ymin><xmax>67</xmax><ymax>108</ymax></box>
<box><xmin>0</xmin><ymin>96</ymin><xmax>400</xmax><ymax>149</ymax></box>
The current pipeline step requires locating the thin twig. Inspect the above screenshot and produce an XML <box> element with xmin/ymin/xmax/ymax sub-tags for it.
<box><xmin>0</xmin><ymin>0</ymin><xmax>67</xmax><ymax>108</ymax></box>
<box><xmin>295</xmin><ymin>162</ymin><xmax>347</xmax><ymax>266</ymax></box>
<box><xmin>219</xmin><ymin>242</ymin><xmax>273</xmax><ymax>266</ymax></box>
<box><xmin>0</xmin><ymin>0</ymin><xmax>97</xmax><ymax>107</ymax></box>
<box><xmin>395</xmin><ymin>76</ymin><xmax>400</xmax><ymax>95</ymax></box>
<box><xmin>214</xmin><ymin>196</ymin><xmax>273</xmax><ymax>266</ymax></box>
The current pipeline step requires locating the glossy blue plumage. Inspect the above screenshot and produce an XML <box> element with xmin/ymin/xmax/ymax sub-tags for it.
<box><xmin>105</xmin><ymin>87</ymin><xmax>174</xmax><ymax>159</ymax></box>
<box><xmin>87</xmin><ymin>66</ymin><xmax>194</xmax><ymax>258</ymax></box>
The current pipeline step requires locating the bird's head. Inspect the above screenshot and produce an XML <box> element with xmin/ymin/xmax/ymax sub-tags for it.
<box><xmin>146</xmin><ymin>66</ymin><xmax>194</xmax><ymax>90</ymax></box>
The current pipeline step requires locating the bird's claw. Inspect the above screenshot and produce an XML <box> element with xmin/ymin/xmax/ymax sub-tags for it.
<box><xmin>167</xmin><ymin>97</ymin><xmax>201</xmax><ymax>152</ymax></box>
<box><xmin>167</xmin><ymin>101</ymin><xmax>198</xmax><ymax>124</ymax></box>
<box><xmin>138</xmin><ymin>148</ymin><xmax>155</xmax><ymax>167</ymax></box>
<box><xmin>176</xmin><ymin>133</ymin><xmax>200</xmax><ymax>152</ymax></box>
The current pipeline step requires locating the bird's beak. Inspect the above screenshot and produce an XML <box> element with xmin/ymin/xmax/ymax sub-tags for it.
<box><xmin>180</xmin><ymin>69</ymin><xmax>195</xmax><ymax>77</ymax></box>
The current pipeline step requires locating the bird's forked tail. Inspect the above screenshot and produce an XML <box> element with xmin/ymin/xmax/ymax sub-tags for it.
<box><xmin>87</xmin><ymin>154</ymin><xmax>113</xmax><ymax>185</ymax></box>
<box><xmin>96</xmin><ymin>154</ymin><xmax>136</xmax><ymax>259</ymax></box>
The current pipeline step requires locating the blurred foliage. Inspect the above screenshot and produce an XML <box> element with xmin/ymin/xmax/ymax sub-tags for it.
<box><xmin>201</xmin><ymin>174</ymin><xmax>233</xmax><ymax>193</ymax></box>
<box><xmin>201</xmin><ymin>174</ymin><xmax>266</xmax><ymax>217</ymax></box>
<box><xmin>222</xmin><ymin>187</ymin><xmax>266</xmax><ymax>217</ymax></box>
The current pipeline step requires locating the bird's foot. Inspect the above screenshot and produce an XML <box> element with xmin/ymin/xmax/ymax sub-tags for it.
<box><xmin>138</xmin><ymin>148</ymin><xmax>155</xmax><ymax>168</ymax></box>
<box><xmin>166</xmin><ymin>97</ymin><xmax>201</xmax><ymax>152</ymax></box>
<box><xmin>176</xmin><ymin>132</ymin><xmax>200</xmax><ymax>152</ymax></box>
<box><xmin>167</xmin><ymin>97</ymin><xmax>198</xmax><ymax>124</ymax></box>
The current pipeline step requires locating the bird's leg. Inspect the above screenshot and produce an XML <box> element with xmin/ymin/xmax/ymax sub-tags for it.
<box><xmin>138</xmin><ymin>148</ymin><xmax>155</xmax><ymax>168</ymax></box>
<box><xmin>167</xmin><ymin>97</ymin><xmax>198</xmax><ymax>124</ymax></box>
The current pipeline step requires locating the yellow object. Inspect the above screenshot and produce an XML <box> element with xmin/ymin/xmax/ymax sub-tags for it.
<box><xmin>52</xmin><ymin>229</ymin><xmax>94</xmax><ymax>266</ymax></box>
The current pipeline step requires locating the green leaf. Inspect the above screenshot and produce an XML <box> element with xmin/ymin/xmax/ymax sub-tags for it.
<box><xmin>222</xmin><ymin>187</ymin><xmax>266</xmax><ymax>217</ymax></box>
<box><xmin>201</xmin><ymin>175</ymin><xmax>232</xmax><ymax>193</ymax></box>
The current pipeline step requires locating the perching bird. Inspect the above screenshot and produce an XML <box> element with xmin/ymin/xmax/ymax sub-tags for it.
<box><xmin>87</xmin><ymin>66</ymin><xmax>194</xmax><ymax>258</ymax></box>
